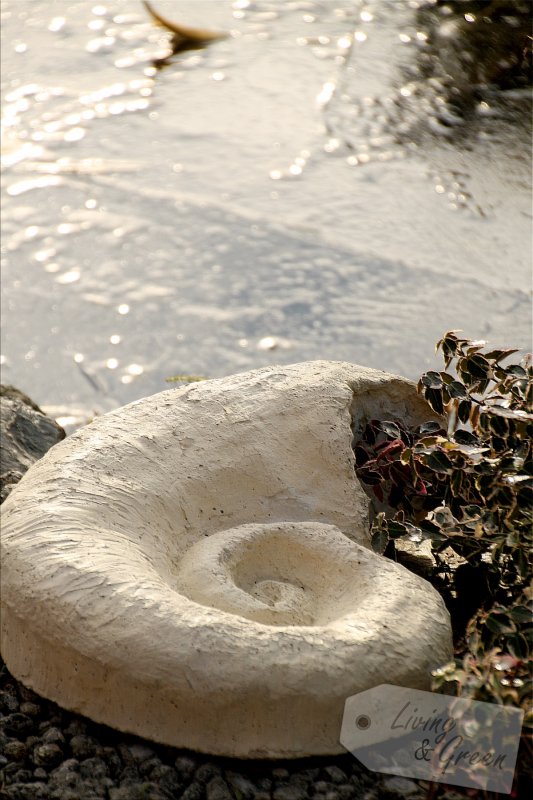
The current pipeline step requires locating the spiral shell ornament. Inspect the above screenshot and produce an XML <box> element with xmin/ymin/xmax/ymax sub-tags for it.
<box><xmin>0</xmin><ymin>362</ymin><xmax>452</xmax><ymax>758</ymax></box>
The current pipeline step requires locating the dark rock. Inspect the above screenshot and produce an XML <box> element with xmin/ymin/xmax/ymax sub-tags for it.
<box><xmin>69</xmin><ymin>734</ymin><xmax>98</xmax><ymax>760</ymax></box>
<box><xmin>322</xmin><ymin>766</ymin><xmax>348</xmax><ymax>785</ymax></box>
<box><xmin>7</xmin><ymin>768</ymin><xmax>33</xmax><ymax>784</ymax></box>
<box><xmin>254</xmin><ymin>777</ymin><xmax>272</xmax><ymax>792</ymax></box>
<box><xmin>0</xmin><ymin>389</ymin><xmax>65</xmax><ymax>502</ymax></box>
<box><xmin>2</xmin><ymin>782</ymin><xmax>50</xmax><ymax>800</ymax></box>
<box><xmin>0</xmin><ymin>693</ymin><xmax>19</xmax><ymax>714</ymax></box>
<box><xmin>336</xmin><ymin>784</ymin><xmax>356</xmax><ymax>800</ymax></box>
<box><xmin>150</xmin><ymin>763</ymin><xmax>182</xmax><ymax>794</ymax></box>
<box><xmin>25</xmin><ymin>737</ymin><xmax>40</xmax><ymax>751</ymax></box>
<box><xmin>128</xmin><ymin>744</ymin><xmax>156</xmax><ymax>763</ymax></box>
<box><xmin>32</xmin><ymin>743</ymin><xmax>64</xmax><ymax>769</ymax></box>
<box><xmin>174</xmin><ymin>754</ymin><xmax>197</xmax><ymax>780</ymax></box>
<box><xmin>291</xmin><ymin>768</ymin><xmax>320</xmax><ymax>783</ymax></box>
<box><xmin>18</xmin><ymin>686</ymin><xmax>42</xmax><ymax>705</ymax></box>
<box><xmin>180</xmin><ymin>782</ymin><xmax>205</xmax><ymax>800</ymax></box>
<box><xmin>79</xmin><ymin>756</ymin><xmax>109</xmax><ymax>780</ymax></box>
<box><xmin>101</xmin><ymin>746</ymin><xmax>123</xmax><ymax>778</ymax></box>
<box><xmin>42</xmin><ymin>727</ymin><xmax>66</xmax><ymax>746</ymax></box>
<box><xmin>206</xmin><ymin>776</ymin><xmax>234</xmax><ymax>800</ymax></box>
<box><xmin>0</xmin><ymin>386</ymin><xmax>43</xmax><ymax>412</ymax></box>
<box><xmin>120</xmin><ymin>764</ymin><xmax>141</xmax><ymax>784</ymax></box>
<box><xmin>138</xmin><ymin>756</ymin><xmax>162</xmax><ymax>777</ymax></box>
<box><xmin>195</xmin><ymin>763</ymin><xmax>222</xmax><ymax>784</ymax></box>
<box><xmin>3</xmin><ymin>740</ymin><xmax>27</xmax><ymax>761</ymax></box>
<box><xmin>381</xmin><ymin>776</ymin><xmax>424</xmax><ymax>797</ymax></box>
<box><xmin>272</xmin><ymin>767</ymin><xmax>290</xmax><ymax>782</ymax></box>
<box><xmin>20</xmin><ymin>703</ymin><xmax>41</xmax><ymax>718</ymax></box>
<box><xmin>1</xmin><ymin>713</ymin><xmax>34</xmax><ymax>737</ymax></box>
<box><xmin>224</xmin><ymin>772</ymin><xmax>256</xmax><ymax>800</ymax></box>
<box><xmin>50</xmin><ymin>758</ymin><xmax>80</xmax><ymax>774</ymax></box>
<box><xmin>32</xmin><ymin>768</ymin><xmax>48</xmax><ymax>781</ymax></box>
<box><xmin>273</xmin><ymin>785</ymin><xmax>308</xmax><ymax>800</ymax></box>
<box><xmin>64</xmin><ymin>720</ymin><xmax>87</xmax><ymax>739</ymax></box>
<box><xmin>109</xmin><ymin>782</ymin><xmax>172</xmax><ymax>799</ymax></box>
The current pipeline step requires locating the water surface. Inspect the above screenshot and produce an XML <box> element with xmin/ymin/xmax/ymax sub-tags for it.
<box><xmin>1</xmin><ymin>0</ymin><xmax>531</xmax><ymax>424</ymax></box>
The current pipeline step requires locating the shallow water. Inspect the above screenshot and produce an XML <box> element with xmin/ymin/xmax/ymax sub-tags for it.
<box><xmin>1</xmin><ymin>0</ymin><xmax>531</xmax><ymax>423</ymax></box>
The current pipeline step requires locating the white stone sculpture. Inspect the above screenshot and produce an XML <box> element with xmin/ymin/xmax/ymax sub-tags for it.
<box><xmin>0</xmin><ymin>362</ymin><xmax>453</xmax><ymax>758</ymax></box>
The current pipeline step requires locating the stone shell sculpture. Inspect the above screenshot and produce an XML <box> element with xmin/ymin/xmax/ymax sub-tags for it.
<box><xmin>0</xmin><ymin>362</ymin><xmax>453</xmax><ymax>758</ymax></box>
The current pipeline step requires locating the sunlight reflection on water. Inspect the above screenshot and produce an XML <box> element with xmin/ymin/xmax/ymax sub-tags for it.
<box><xmin>0</xmin><ymin>0</ymin><xmax>531</xmax><ymax>419</ymax></box>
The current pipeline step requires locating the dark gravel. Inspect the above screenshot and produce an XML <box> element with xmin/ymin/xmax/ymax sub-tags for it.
<box><xmin>0</xmin><ymin>662</ymin><xmax>430</xmax><ymax>800</ymax></box>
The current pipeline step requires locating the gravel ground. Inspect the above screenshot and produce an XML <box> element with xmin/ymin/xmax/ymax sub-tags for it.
<box><xmin>0</xmin><ymin>659</ymin><xmax>429</xmax><ymax>800</ymax></box>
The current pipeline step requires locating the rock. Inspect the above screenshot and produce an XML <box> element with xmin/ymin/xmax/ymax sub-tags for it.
<box><xmin>3</xmin><ymin>740</ymin><xmax>27</xmax><ymax>761</ymax></box>
<box><xmin>195</xmin><ymin>763</ymin><xmax>222</xmax><ymax>784</ymax></box>
<box><xmin>2</xmin><ymin>782</ymin><xmax>50</xmax><ymax>800</ymax></box>
<box><xmin>174</xmin><ymin>755</ymin><xmax>197</xmax><ymax>780</ymax></box>
<box><xmin>206</xmin><ymin>776</ymin><xmax>234</xmax><ymax>800</ymax></box>
<box><xmin>322</xmin><ymin>766</ymin><xmax>348</xmax><ymax>785</ymax></box>
<box><xmin>32</xmin><ymin>743</ymin><xmax>64</xmax><ymax>769</ymax></box>
<box><xmin>42</xmin><ymin>727</ymin><xmax>66</xmax><ymax>746</ymax></box>
<box><xmin>273</xmin><ymin>786</ymin><xmax>308</xmax><ymax>800</ymax></box>
<box><xmin>0</xmin><ymin>713</ymin><xmax>34</xmax><ymax>738</ymax></box>
<box><xmin>381</xmin><ymin>776</ymin><xmax>424</xmax><ymax>797</ymax></box>
<box><xmin>1</xmin><ymin>362</ymin><xmax>452</xmax><ymax>758</ymax></box>
<box><xmin>69</xmin><ymin>735</ymin><xmax>99</xmax><ymax>760</ymax></box>
<box><xmin>180</xmin><ymin>782</ymin><xmax>205</xmax><ymax>800</ymax></box>
<box><xmin>0</xmin><ymin>387</ymin><xmax>64</xmax><ymax>502</ymax></box>
<box><xmin>224</xmin><ymin>772</ymin><xmax>256</xmax><ymax>800</ymax></box>
<box><xmin>19</xmin><ymin>702</ymin><xmax>41</xmax><ymax>718</ymax></box>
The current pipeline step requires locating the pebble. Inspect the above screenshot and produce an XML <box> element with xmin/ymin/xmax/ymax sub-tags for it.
<box><xmin>195</xmin><ymin>762</ymin><xmax>222</xmax><ymax>784</ymax></box>
<box><xmin>69</xmin><ymin>734</ymin><xmax>98</xmax><ymax>760</ymax></box>
<box><xmin>128</xmin><ymin>742</ymin><xmax>155</xmax><ymax>762</ymax></box>
<box><xmin>181</xmin><ymin>781</ymin><xmax>206</xmax><ymax>800</ymax></box>
<box><xmin>175</xmin><ymin>754</ymin><xmax>197</xmax><ymax>779</ymax></box>
<box><xmin>42</xmin><ymin>727</ymin><xmax>66</xmax><ymax>746</ymax></box>
<box><xmin>3</xmin><ymin>782</ymin><xmax>50</xmax><ymax>800</ymax></box>
<box><xmin>323</xmin><ymin>766</ymin><xmax>348</xmax><ymax>785</ymax></box>
<box><xmin>206</xmin><ymin>775</ymin><xmax>234</xmax><ymax>800</ymax></box>
<box><xmin>273</xmin><ymin>785</ymin><xmax>309</xmax><ymax>800</ymax></box>
<box><xmin>20</xmin><ymin>702</ymin><xmax>42</xmax><ymax>717</ymax></box>
<box><xmin>225</xmin><ymin>771</ymin><xmax>257</xmax><ymax>800</ymax></box>
<box><xmin>32</xmin><ymin>743</ymin><xmax>64</xmax><ymax>769</ymax></box>
<box><xmin>3</xmin><ymin>740</ymin><xmax>27</xmax><ymax>761</ymax></box>
<box><xmin>1</xmin><ymin>712</ymin><xmax>34</xmax><ymax>737</ymax></box>
<box><xmin>382</xmin><ymin>776</ymin><xmax>424</xmax><ymax>797</ymax></box>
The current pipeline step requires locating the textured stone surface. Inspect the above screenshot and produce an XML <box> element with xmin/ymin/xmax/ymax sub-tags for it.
<box><xmin>1</xmin><ymin>362</ymin><xmax>452</xmax><ymax>758</ymax></box>
<box><xmin>0</xmin><ymin>386</ymin><xmax>65</xmax><ymax>503</ymax></box>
